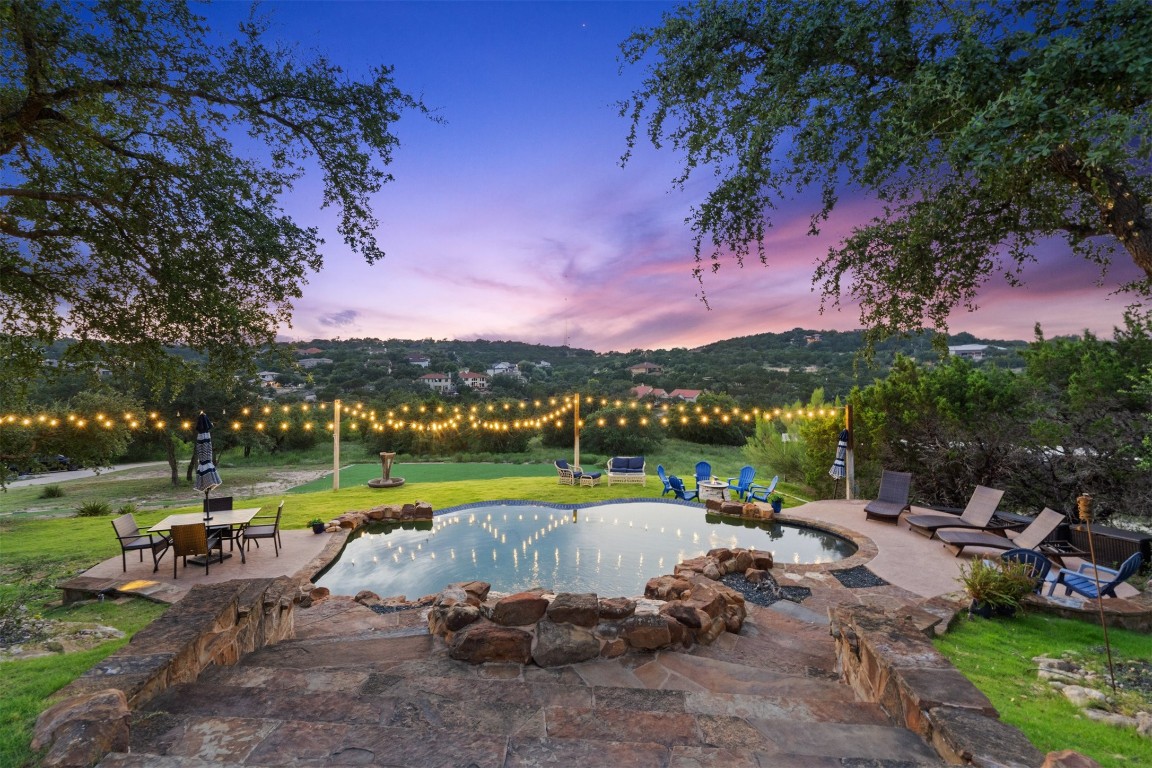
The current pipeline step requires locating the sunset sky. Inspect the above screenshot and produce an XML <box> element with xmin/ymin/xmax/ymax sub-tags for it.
<box><xmin>207</xmin><ymin>1</ymin><xmax>1144</xmax><ymax>352</ymax></box>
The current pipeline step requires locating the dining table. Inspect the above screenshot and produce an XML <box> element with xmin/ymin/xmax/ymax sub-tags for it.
<box><xmin>149</xmin><ymin>508</ymin><xmax>262</xmax><ymax>564</ymax></box>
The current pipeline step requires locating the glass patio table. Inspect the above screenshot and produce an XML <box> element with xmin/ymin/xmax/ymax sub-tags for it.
<box><xmin>149</xmin><ymin>508</ymin><xmax>261</xmax><ymax>564</ymax></box>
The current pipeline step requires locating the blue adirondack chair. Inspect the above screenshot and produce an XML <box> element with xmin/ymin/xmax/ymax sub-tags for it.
<box><xmin>669</xmin><ymin>475</ymin><xmax>699</xmax><ymax>501</ymax></box>
<box><xmin>746</xmin><ymin>476</ymin><xmax>780</xmax><ymax>503</ymax></box>
<box><xmin>1048</xmin><ymin>552</ymin><xmax>1142</xmax><ymax>599</ymax></box>
<box><xmin>726</xmin><ymin>465</ymin><xmax>756</xmax><ymax>500</ymax></box>
<box><xmin>694</xmin><ymin>461</ymin><xmax>712</xmax><ymax>489</ymax></box>
<box><xmin>1001</xmin><ymin>548</ymin><xmax>1052</xmax><ymax>593</ymax></box>
<box><xmin>656</xmin><ymin>465</ymin><xmax>673</xmax><ymax>496</ymax></box>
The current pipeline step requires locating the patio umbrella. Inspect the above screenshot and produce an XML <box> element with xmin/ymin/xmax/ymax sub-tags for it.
<box><xmin>194</xmin><ymin>413</ymin><xmax>222</xmax><ymax>518</ymax></box>
<box><xmin>829</xmin><ymin>429</ymin><xmax>848</xmax><ymax>481</ymax></box>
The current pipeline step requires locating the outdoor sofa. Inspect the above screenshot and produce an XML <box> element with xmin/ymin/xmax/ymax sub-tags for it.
<box><xmin>606</xmin><ymin>456</ymin><xmax>646</xmax><ymax>485</ymax></box>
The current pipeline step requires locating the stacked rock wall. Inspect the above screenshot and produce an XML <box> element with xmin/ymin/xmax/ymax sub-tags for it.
<box><xmin>426</xmin><ymin>547</ymin><xmax>769</xmax><ymax>666</ymax></box>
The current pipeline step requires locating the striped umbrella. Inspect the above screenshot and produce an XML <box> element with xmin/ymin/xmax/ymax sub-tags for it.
<box><xmin>194</xmin><ymin>412</ymin><xmax>222</xmax><ymax>497</ymax></box>
<box><xmin>829</xmin><ymin>429</ymin><xmax>848</xmax><ymax>480</ymax></box>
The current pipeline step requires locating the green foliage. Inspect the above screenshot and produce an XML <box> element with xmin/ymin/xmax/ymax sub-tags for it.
<box><xmin>743</xmin><ymin>416</ymin><xmax>805</xmax><ymax>485</ymax></box>
<box><xmin>665</xmin><ymin>393</ymin><xmax>750</xmax><ymax>445</ymax></box>
<box><xmin>936</xmin><ymin>614</ymin><xmax>1151</xmax><ymax>768</ymax></box>
<box><xmin>74</xmin><ymin>501</ymin><xmax>113</xmax><ymax>517</ymax></box>
<box><xmin>580</xmin><ymin>405</ymin><xmax>665</xmax><ymax>456</ymax></box>
<box><xmin>621</xmin><ymin>0</ymin><xmax>1152</xmax><ymax>346</ymax></box>
<box><xmin>116</xmin><ymin>503</ymin><xmax>138</xmax><ymax>517</ymax></box>
<box><xmin>0</xmin><ymin>0</ymin><xmax>430</xmax><ymax>400</ymax></box>
<box><xmin>957</xmin><ymin>559</ymin><xmax>1039</xmax><ymax>614</ymax></box>
<box><xmin>37</xmin><ymin>485</ymin><xmax>64</xmax><ymax>499</ymax></box>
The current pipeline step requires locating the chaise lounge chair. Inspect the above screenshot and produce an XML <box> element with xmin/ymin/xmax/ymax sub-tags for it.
<box><xmin>937</xmin><ymin>507</ymin><xmax>1064</xmax><ymax>556</ymax></box>
<box><xmin>1048</xmin><ymin>552</ymin><xmax>1143</xmax><ymax>599</ymax></box>
<box><xmin>905</xmin><ymin>485</ymin><xmax>1005</xmax><ymax>538</ymax></box>
<box><xmin>863</xmin><ymin>470</ymin><xmax>912</xmax><ymax>523</ymax></box>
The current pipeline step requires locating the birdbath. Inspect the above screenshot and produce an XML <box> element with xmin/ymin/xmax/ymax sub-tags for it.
<box><xmin>367</xmin><ymin>451</ymin><xmax>405</xmax><ymax>488</ymax></box>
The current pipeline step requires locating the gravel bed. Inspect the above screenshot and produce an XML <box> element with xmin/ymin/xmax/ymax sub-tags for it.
<box><xmin>720</xmin><ymin>573</ymin><xmax>811</xmax><ymax>607</ymax></box>
<box><xmin>831</xmin><ymin>566</ymin><xmax>889</xmax><ymax>589</ymax></box>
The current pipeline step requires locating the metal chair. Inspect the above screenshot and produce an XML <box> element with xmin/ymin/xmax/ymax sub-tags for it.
<box><xmin>203</xmin><ymin>495</ymin><xmax>239</xmax><ymax>551</ymax></box>
<box><xmin>244</xmin><ymin>501</ymin><xmax>284</xmax><ymax>557</ymax></box>
<box><xmin>111</xmin><ymin>513</ymin><xmax>170</xmax><ymax>573</ymax></box>
<box><xmin>863</xmin><ymin>470</ymin><xmax>912</xmax><ymax>523</ymax></box>
<box><xmin>170</xmin><ymin>523</ymin><xmax>223</xmax><ymax>578</ymax></box>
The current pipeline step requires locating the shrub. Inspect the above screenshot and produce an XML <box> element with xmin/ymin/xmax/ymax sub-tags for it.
<box><xmin>74</xmin><ymin>501</ymin><xmax>114</xmax><ymax>517</ymax></box>
<box><xmin>117</xmin><ymin>503</ymin><xmax>139</xmax><ymax>517</ymax></box>
<box><xmin>38</xmin><ymin>484</ymin><xmax>65</xmax><ymax>499</ymax></box>
<box><xmin>957</xmin><ymin>559</ymin><xmax>1038</xmax><ymax>616</ymax></box>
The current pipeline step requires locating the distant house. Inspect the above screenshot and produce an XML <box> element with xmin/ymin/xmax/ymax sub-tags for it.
<box><xmin>804</xmin><ymin>333</ymin><xmax>822</xmax><ymax>345</ymax></box>
<box><xmin>628</xmin><ymin>362</ymin><xmax>664</xmax><ymax>377</ymax></box>
<box><xmin>297</xmin><ymin>357</ymin><xmax>333</xmax><ymax>369</ymax></box>
<box><xmin>668</xmin><ymin>388</ymin><xmax>703</xmax><ymax>403</ymax></box>
<box><xmin>486</xmin><ymin>361</ymin><xmax>521</xmax><ymax>378</ymax></box>
<box><xmin>458</xmin><ymin>371</ymin><xmax>490</xmax><ymax>390</ymax></box>
<box><xmin>407</xmin><ymin>355</ymin><xmax>431</xmax><ymax>368</ymax></box>
<box><xmin>537</xmin><ymin>360</ymin><xmax>552</xmax><ymax>369</ymax></box>
<box><xmin>948</xmin><ymin>344</ymin><xmax>1003</xmax><ymax>361</ymax></box>
<box><xmin>631</xmin><ymin>384</ymin><xmax>668</xmax><ymax>400</ymax></box>
<box><xmin>257</xmin><ymin>371</ymin><xmax>280</xmax><ymax>388</ymax></box>
<box><xmin>419</xmin><ymin>372</ymin><xmax>452</xmax><ymax>393</ymax></box>
<box><xmin>295</xmin><ymin>346</ymin><xmax>324</xmax><ymax>355</ymax></box>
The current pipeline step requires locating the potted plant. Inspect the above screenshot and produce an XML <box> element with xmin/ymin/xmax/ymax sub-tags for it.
<box><xmin>957</xmin><ymin>559</ymin><xmax>1037</xmax><ymax>618</ymax></box>
<box><xmin>769</xmin><ymin>494</ymin><xmax>784</xmax><ymax>514</ymax></box>
<box><xmin>308</xmin><ymin>518</ymin><xmax>326</xmax><ymax>534</ymax></box>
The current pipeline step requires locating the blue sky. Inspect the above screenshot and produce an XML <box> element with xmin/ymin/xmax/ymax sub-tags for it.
<box><xmin>204</xmin><ymin>1</ymin><xmax>1143</xmax><ymax>351</ymax></box>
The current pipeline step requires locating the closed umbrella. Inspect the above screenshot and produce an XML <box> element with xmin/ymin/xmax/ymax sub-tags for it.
<box><xmin>194</xmin><ymin>413</ymin><xmax>222</xmax><ymax>519</ymax></box>
<box><xmin>829</xmin><ymin>429</ymin><xmax>848</xmax><ymax>481</ymax></box>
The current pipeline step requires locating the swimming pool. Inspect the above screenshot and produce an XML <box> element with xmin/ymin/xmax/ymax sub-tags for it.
<box><xmin>314</xmin><ymin>500</ymin><xmax>857</xmax><ymax>599</ymax></box>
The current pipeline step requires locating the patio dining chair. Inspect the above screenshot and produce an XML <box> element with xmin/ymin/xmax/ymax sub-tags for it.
<box><xmin>111</xmin><ymin>513</ymin><xmax>170</xmax><ymax>573</ymax></box>
<box><xmin>244</xmin><ymin>501</ymin><xmax>284</xmax><ymax>557</ymax></box>
<box><xmin>170</xmin><ymin>523</ymin><xmax>224</xmax><ymax>578</ymax></box>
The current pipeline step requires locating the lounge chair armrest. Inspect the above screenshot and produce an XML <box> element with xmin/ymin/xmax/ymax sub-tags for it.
<box><xmin>1074</xmin><ymin>562</ymin><xmax>1119</xmax><ymax>576</ymax></box>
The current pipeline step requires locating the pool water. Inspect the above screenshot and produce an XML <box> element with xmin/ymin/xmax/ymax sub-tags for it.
<box><xmin>314</xmin><ymin>501</ymin><xmax>857</xmax><ymax>599</ymax></box>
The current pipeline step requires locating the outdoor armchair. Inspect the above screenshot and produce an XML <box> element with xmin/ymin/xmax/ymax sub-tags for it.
<box><xmin>726</xmin><ymin>465</ymin><xmax>756</xmax><ymax>500</ymax></box>
<box><xmin>694</xmin><ymin>461</ymin><xmax>712</xmax><ymax>489</ymax></box>
<box><xmin>656</xmin><ymin>465</ymin><xmax>673</xmax><ymax>496</ymax></box>
<box><xmin>905</xmin><ymin>485</ymin><xmax>1005</xmax><ymax>538</ymax></box>
<box><xmin>1001</xmin><ymin>548</ymin><xmax>1053</xmax><ymax>593</ymax></box>
<box><xmin>111</xmin><ymin>513</ymin><xmax>170</xmax><ymax>573</ymax></box>
<box><xmin>863</xmin><ymin>470</ymin><xmax>912</xmax><ymax>523</ymax></box>
<box><xmin>746</xmin><ymin>476</ymin><xmax>780</xmax><ymax>503</ymax></box>
<box><xmin>554</xmin><ymin>459</ymin><xmax>581</xmax><ymax>486</ymax></box>
<box><xmin>668</xmin><ymin>475</ymin><xmax>699</xmax><ymax>501</ymax></box>
<box><xmin>1048</xmin><ymin>552</ymin><xmax>1142</xmax><ymax>599</ymax></box>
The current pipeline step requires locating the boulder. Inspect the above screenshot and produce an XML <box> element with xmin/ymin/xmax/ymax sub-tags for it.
<box><xmin>1043</xmin><ymin>750</ymin><xmax>1104</xmax><ymax>768</ymax></box>
<box><xmin>32</xmin><ymin>689</ymin><xmax>129</xmax><ymax>768</ymax></box>
<box><xmin>598</xmin><ymin>597</ymin><xmax>636</xmax><ymax>619</ymax></box>
<box><xmin>448</xmin><ymin>623</ymin><xmax>532</xmax><ymax>664</ymax></box>
<box><xmin>443</xmin><ymin>604</ymin><xmax>481</xmax><ymax>632</ymax></box>
<box><xmin>621</xmin><ymin>614</ymin><xmax>672</xmax><ymax>650</ymax></box>
<box><xmin>718</xmin><ymin>501</ymin><xmax>745</xmax><ymax>517</ymax></box>
<box><xmin>546</xmin><ymin>592</ymin><xmax>599</xmax><ymax>627</ymax></box>
<box><xmin>645</xmin><ymin>576</ymin><xmax>691</xmax><ymax>601</ymax></box>
<box><xmin>354</xmin><ymin>590</ymin><xmax>382</xmax><ymax>606</ymax></box>
<box><xmin>532</xmin><ymin>619</ymin><xmax>600</xmax><ymax>667</ymax></box>
<box><xmin>600</xmin><ymin>637</ymin><xmax>628</xmax><ymax>658</ymax></box>
<box><xmin>732</xmin><ymin>550</ymin><xmax>753</xmax><ymax>573</ymax></box>
<box><xmin>660</xmin><ymin>601</ymin><xmax>704</xmax><ymax>629</ymax></box>
<box><xmin>490</xmin><ymin>591</ymin><xmax>549</xmax><ymax>626</ymax></box>
<box><xmin>749</xmin><ymin>550</ymin><xmax>774</xmax><ymax>569</ymax></box>
<box><xmin>455</xmin><ymin>581</ymin><xmax>491</xmax><ymax>603</ymax></box>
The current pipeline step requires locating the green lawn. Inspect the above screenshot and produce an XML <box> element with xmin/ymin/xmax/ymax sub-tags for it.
<box><xmin>935</xmin><ymin>613</ymin><xmax>1151</xmax><ymax>768</ymax></box>
<box><xmin>289</xmin><ymin>461</ymin><xmax>556</xmax><ymax>493</ymax></box>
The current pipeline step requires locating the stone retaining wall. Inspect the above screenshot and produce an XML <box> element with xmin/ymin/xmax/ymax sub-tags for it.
<box><xmin>830</xmin><ymin>604</ymin><xmax>1048</xmax><ymax>767</ymax></box>
<box><xmin>32</xmin><ymin>577</ymin><xmax>296</xmax><ymax>768</ymax></box>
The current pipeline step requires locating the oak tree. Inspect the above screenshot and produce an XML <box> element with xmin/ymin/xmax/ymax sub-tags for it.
<box><xmin>621</xmin><ymin>0</ymin><xmax>1152</xmax><ymax>341</ymax></box>
<box><xmin>1</xmin><ymin>0</ymin><xmax>428</xmax><ymax>398</ymax></box>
